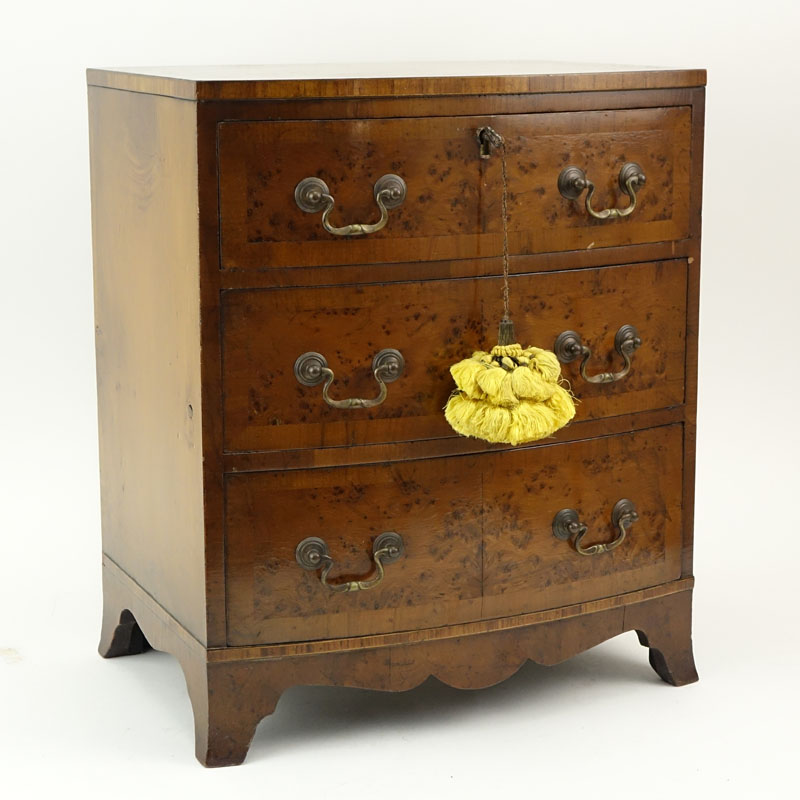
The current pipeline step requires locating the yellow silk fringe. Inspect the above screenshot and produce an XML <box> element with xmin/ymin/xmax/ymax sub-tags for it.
<box><xmin>444</xmin><ymin>343</ymin><xmax>576</xmax><ymax>445</ymax></box>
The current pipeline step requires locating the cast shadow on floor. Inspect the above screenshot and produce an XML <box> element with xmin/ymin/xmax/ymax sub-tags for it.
<box><xmin>123</xmin><ymin>634</ymin><xmax>662</xmax><ymax>764</ymax></box>
<box><xmin>247</xmin><ymin>636</ymin><xmax>660</xmax><ymax>762</ymax></box>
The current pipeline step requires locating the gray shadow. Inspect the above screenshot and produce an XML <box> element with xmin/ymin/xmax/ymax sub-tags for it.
<box><xmin>247</xmin><ymin>637</ymin><xmax>659</xmax><ymax>762</ymax></box>
<box><xmin>106</xmin><ymin>632</ymin><xmax>663</xmax><ymax>764</ymax></box>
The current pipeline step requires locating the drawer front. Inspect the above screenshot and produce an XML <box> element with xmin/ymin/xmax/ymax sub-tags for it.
<box><xmin>482</xmin><ymin>424</ymin><xmax>683</xmax><ymax>618</ymax></box>
<box><xmin>225</xmin><ymin>457</ymin><xmax>485</xmax><ymax>645</ymax></box>
<box><xmin>225</xmin><ymin>426</ymin><xmax>683</xmax><ymax>646</ymax></box>
<box><xmin>222</xmin><ymin>260</ymin><xmax>687</xmax><ymax>454</ymax></box>
<box><xmin>218</xmin><ymin>107</ymin><xmax>691</xmax><ymax>270</ymax></box>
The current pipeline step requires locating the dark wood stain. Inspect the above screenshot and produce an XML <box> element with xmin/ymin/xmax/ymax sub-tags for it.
<box><xmin>482</xmin><ymin>425</ymin><xmax>683</xmax><ymax>618</ymax></box>
<box><xmin>222</xmin><ymin>260</ymin><xmax>687</xmax><ymax>453</ymax></box>
<box><xmin>87</xmin><ymin>63</ymin><xmax>707</xmax><ymax>101</ymax></box>
<box><xmin>100</xmin><ymin>557</ymin><xmax>698</xmax><ymax>767</ymax></box>
<box><xmin>225</xmin><ymin>426</ymin><xmax>683</xmax><ymax>645</ymax></box>
<box><xmin>89</xmin><ymin>65</ymin><xmax>704</xmax><ymax>766</ymax></box>
<box><xmin>219</xmin><ymin>108</ymin><xmax>691</xmax><ymax>270</ymax></box>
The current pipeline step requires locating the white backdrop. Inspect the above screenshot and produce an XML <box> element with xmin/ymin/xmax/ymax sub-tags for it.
<box><xmin>2</xmin><ymin>1</ymin><xmax>799</xmax><ymax>796</ymax></box>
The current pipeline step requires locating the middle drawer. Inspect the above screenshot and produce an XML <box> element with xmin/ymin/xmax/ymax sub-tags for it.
<box><xmin>222</xmin><ymin>259</ymin><xmax>687</xmax><ymax>454</ymax></box>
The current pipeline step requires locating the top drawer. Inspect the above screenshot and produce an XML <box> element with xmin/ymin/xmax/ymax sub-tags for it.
<box><xmin>218</xmin><ymin>106</ymin><xmax>692</xmax><ymax>270</ymax></box>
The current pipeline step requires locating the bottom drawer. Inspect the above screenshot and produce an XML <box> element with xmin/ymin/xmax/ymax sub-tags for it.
<box><xmin>481</xmin><ymin>424</ymin><xmax>683</xmax><ymax>618</ymax></box>
<box><xmin>225</xmin><ymin>459</ymin><xmax>485</xmax><ymax>646</ymax></box>
<box><xmin>225</xmin><ymin>425</ymin><xmax>683</xmax><ymax>646</ymax></box>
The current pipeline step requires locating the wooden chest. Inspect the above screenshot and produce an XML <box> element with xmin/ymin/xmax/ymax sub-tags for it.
<box><xmin>88</xmin><ymin>62</ymin><xmax>704</xmax><ymax>767</ymax></box>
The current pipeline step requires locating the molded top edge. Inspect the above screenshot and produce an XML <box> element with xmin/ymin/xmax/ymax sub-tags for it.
<box><xmin>86</xmin><ymin>61</ymin><xmax>707</xmax><ymax>101</ymax></box>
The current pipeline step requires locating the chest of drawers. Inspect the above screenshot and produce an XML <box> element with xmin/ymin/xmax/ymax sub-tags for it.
<box><xmin>89</xmin><ymin>62</ymin><xmax>704</xmax><ymax>767</ymax></box>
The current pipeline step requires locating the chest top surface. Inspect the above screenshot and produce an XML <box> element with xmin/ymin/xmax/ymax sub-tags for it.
<box><xmin>86</xmin><ymin>60</ymin><xmax>707</xmax><ymax>100</ymax></box>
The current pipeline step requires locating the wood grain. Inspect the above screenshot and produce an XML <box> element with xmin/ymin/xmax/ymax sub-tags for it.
<box><xmin>100</xmin><ymin>556</ymin><xmax>697</xmax><ymax>766</ymax></box>
<box><xmin>219</xmin><ymin>107</ymin><xmax>691</xmax><ymax>269</ymax></box>
<box><xmin>203</xmin><ymin>87</ymin><xmax>700</xmax><ymax>129</ymax></box>
<box><xmin>193</xmin><ymin>85</ymin><xmax>705</xmax><ymax>639</ymax></box>
<box><xmin>89</xmin><ymin>86</ymin><xmax>208</xmax><ymax>643</ymax></box>
<box><xmin>225</xmin><ymin>425</ymin><xmax>682</xmax><ymax>646</ymax></box>
<box><xmin>218</xmin><ymin>241</ymin><xmax>693</xmax><ymax>291</ymax></box>
<box><xmin>222</xmin><ymin>406</ymin><xmax>685</xmax><ymax>475</ymax></box>
<box><xmin>681</xmin><ymin>87</ymin><xmax>706</xmax><ymax>577</ymax></box>
<box><xmin>87</xmin><ymin>63</ymin><xmax>706</xmax><ymax>101</ymax></box>
<box><xmin>89</xmin><ymin>65</ymin><xmax>705</xmax><ymax>765</ymax></box>
<box><xmin>222</xmin><ymin>260</ymin><xmax>687</xmax><ymax>454</ymax></box>
<box><xmin>225</xmin><ymin>455</ymin><xmax>485</xmax><ymax>645</ymax></box>
<box><xmin>482</xmin><ymin>425</ymin><xmax>683</xmax><ymax>618</ymax></box>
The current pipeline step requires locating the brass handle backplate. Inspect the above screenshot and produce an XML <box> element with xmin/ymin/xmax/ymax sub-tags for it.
<box><xmin>554</xmin><ymin>324</ymin><xmax>642</xmax><ymax>384</ymax></box>
<box><xmin>558</xmin><ymin>162</ymin><xmax>646</xmax><ymax>220</ymax></box>
<box><xmin>294</xmin><ymin>174</ymin><xmax>407</xmax><ymax>236</ymax></box>
<box><xmin>294</xmin><ymin>348</ymin><xmax>405</xmax><ymax>409</ymax></box>
<box><xmin>295</xmin><ymin>532</ymin><xmax>404</xmax><ymax>593</ymax></box>
<box><xmin>552</xmin><ymin>499</ymin><xmax>639</xmax><ymax>556</ymax></box>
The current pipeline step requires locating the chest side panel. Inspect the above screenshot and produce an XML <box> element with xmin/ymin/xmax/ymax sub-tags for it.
<box><xmin>89</xmin><ymin>87</ymin><xmax>207</xmax><ymax>642</ymax></box>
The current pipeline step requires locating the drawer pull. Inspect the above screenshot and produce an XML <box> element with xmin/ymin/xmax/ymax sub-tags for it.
<box><xmin>552</xmin><ymin>499</ymin><xmax>638</xmax><ymax>556</ymax></box>
<box><xmin>295</xmin><ymin>532</ymin><xmax>404</xmax><ymax>593</ymax></box>
<box><xmin>553</xmin><ymin>324</ymin><xmax>641</xmax><ymax>384</ymax></box>
<box><xmin>294</xmin><ymin>174</ymin><xmax>407</xmax><ymax>236</ymax></box>
<box><xmin>294</xmin><ymin>349</ymin><xmax>404</xmax><ymax>409</ymax></box>
<box><xmin>558</xmin><ymin>162</ymin><xmax>646</xmax><ymax>220</ymax></box>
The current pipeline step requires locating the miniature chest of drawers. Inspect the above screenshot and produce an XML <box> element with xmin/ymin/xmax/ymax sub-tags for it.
<box><xmin>89</xmin><ymin>62</ymin><xmax>704</xmax><ymax>767</ymax></box>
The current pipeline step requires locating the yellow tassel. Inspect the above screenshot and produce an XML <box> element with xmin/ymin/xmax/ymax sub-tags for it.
<box><xmin>523</xmin><ymin>347</ymin><xmax>562</xmax><ymax>383</ymax></box>
<box><xmin>509</xmin><ymin>366</ymin><xmax>555</xmax><ymax>402</ymax></box>
<box><xmin>475</xmin><ymin>366</ymin><xmax>518</xmax><ymax>407</ymax></box>
<box><xmin>445</xmin><ymin>341</ymin><xmax>576</xmax><ymax>445</ymax></box>
<box><xmin>449</xmin><ymin>356</ymin><xmax>487</xmax><ymax>400</ymax></box>
<box><xmin>545</xmin><ymin>383</ymin><xmax>577</xmax><ymax>419</ymax></box>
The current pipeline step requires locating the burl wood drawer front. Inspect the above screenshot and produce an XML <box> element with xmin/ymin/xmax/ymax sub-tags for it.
<box><xmin>222</xmin><ymin>260</ymin><xmax>686</xmax><ymax>454</ymax></box>
<box><xmin>481</xmin><ymin>424</ymin><xmax>683</xmax><ymax>619</ymax></box>
<box><xmin>225</xmin><ymin>457</ymin><xmax>485</xmax><ymax>645</ymax></box>
<box><xmin>218</xmin><ymin>107</ymin><xmax>691</xmax><ymax>270</ymax></box>
<box><xmin>224</xmin><ymin>425</ymin><xmax>682</xmax><ymax>646</ymax></box>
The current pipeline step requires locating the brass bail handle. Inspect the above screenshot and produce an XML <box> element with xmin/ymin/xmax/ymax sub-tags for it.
<box><xmin>294</xmin><ymin>174</ymin><xmax>407</xmax><ymax>236</ymax></box>
<box><xmin>295</xmin><ymin>532</ymin><xmax>405</xmax><ymax>593</ymax></box>
<box><xmin>552</xmin><ymin>499</ymin><xmax>639</xmax><ymax>556</ymax></box>
<box><xmin>558</xmin><ymin>162</ymin><xmax>646</xmax><ymax>220</ymax></box>
<box><xmin>294</xmin><ymin>349</ymin><xmax>405</xmax><ymax>410</ymax></box>
<box><xmin>553</xmin><ymin>324</ymin><xmax>642</xmax><ymax>384</ymax></box>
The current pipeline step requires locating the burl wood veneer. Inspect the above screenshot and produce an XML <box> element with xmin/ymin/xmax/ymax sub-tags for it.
<box><xmin>89</xmin><ymin>62</ymin><xmax>704</xmax><ymax>767</ymax></box>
